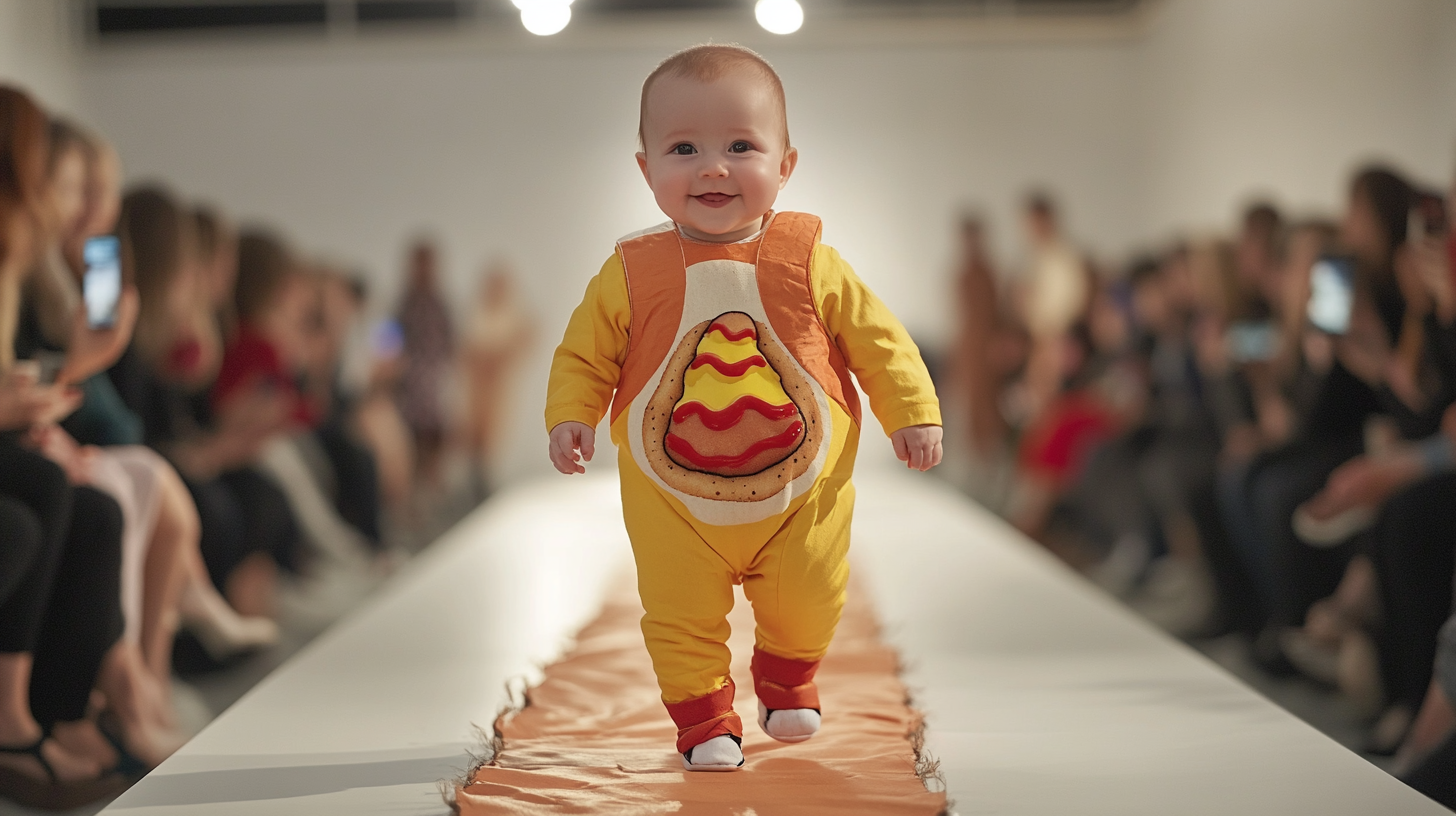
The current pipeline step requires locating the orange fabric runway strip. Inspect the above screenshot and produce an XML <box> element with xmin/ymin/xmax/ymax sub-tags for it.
<box><xmin>456</xmin><ymin>575</ymin><xmax>947</xmax><ymax>815</ymax></box>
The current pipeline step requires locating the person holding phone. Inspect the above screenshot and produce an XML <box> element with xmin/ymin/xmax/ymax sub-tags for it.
<box><xmin>27</xmin><ymin>126</ymin><xmax>280</xmax><ymax>700</ymax></box>
<box><xmin>1217</xmin><ymin>169</ymin><xmax>1406</xmax><ymax>678</ymax></box>
<box><xmin>0</xmin><ymin>83</ymin><xmax>139</xmax><ymax>809</ymax></box>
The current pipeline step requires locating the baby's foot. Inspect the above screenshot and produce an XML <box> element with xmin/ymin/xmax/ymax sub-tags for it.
<box><xmin>680</xmin><ymin>734</ymin><xmax>743</xmax><ymax>772</ymax></box>
<box><xmin>757</xmin><ymin>700</ymin><xmax>820</xmax><ymax>743</ymax></box>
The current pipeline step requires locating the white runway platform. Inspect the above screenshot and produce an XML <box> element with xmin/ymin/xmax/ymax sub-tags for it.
<box><xmin>100</xmin><ymin>470</ymin><xmax>1450</xmax><ymax>815</ymax></box>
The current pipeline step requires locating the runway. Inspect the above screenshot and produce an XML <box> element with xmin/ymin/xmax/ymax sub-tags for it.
<box><xmin>98</xmin><ymin>469</ymin><xmax>1449</xmax><ymax>815</ymax></box>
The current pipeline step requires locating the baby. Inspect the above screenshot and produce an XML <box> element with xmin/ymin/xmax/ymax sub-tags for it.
<box><xmin>545</xmin><ymin>44</ymin><xmax>942</xmax><ymax>771</ymax></box>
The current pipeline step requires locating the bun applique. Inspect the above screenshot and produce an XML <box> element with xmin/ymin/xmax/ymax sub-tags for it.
<box><xmin>643</xmin><ymin>311</ymin><xmax>823</xmax><ymax>503</ymax></box>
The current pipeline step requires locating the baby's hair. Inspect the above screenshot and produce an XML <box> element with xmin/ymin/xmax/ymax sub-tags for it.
<box><xmin>638</xmin><ymin>43</ymin><xmax>789</xmax><ymax>151</ymax></box>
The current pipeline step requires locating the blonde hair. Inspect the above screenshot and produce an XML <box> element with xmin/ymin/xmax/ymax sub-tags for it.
<box><xmin>638</xmin><ymin>44</ymin><xmax>789</xmax><ymax>150</ymax></box>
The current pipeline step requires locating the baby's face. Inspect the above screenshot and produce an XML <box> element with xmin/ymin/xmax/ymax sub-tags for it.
<box><xmin>637</xmin><ymin>71</ymin><xmax>797</xmax><ymax>243</ymax></box>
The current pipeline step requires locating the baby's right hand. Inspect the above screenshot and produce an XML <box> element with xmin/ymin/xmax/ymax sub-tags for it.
<box><xmin>549</xmin><ymin>421</ymin><xmax>595</xmax><ymax>475</ymax></box>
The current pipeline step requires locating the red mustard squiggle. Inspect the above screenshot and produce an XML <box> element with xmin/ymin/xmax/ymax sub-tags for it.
<box><xmin>688</xmin><ymin>353</ymin><xmax>767</xmax><ymax>378</ymax></box>
<box><xmin>707</xmin><ymin>321</ymin><xmax>756</xmax><ymax>342</ymax></box>
<box><xmin>666</xmin><ymin>422</ymin><xmax>804</xmax><ymax>471</ymax></box>
<box><xmin>671</xmin><ymin>396</ymin><xmax>800</xmax><ymax>431</ymax></box>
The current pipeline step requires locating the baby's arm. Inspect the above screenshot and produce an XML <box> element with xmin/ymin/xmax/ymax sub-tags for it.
<box><xmin>813</xmin><ymin>245</ymin><xmax>943</xmax><ymax>470</ymax></box>
<box><xmin>544</xmin><ymin>254</ymin><xmax>631</xmax><ymax>474</ymax></box>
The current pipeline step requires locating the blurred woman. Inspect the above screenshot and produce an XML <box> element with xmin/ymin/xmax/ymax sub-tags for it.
<box><xmin>461</xmin><ymin>260</ymin><xmax>532</xmax><ymax>499</ymax></box>
<box><xmin>395</xmin><ymin>238</ymin><xmax>455</xmax><ymax>488</ymax></box>
<box><xmin>215</xmin><ymin>232</ymin><xmax>381</xmax><ymax>598</ymax></box>
<box><xmin>110</xmin><ymin>187</ymin><xmax>301</xmax><ymax>630</ymax></box>
<box><xmin>1220</xmin><ymin>171</ymin><xmax>1399</xmax><ymax>665</ymax></box>
<box><xmin>24</xmin><ymin>124</ymin><xmax>277</xmax><ymax>682</ymax></box>
<box><xmin>0</xmin><ymin>84</ymin><xmax>139</xmax><ymax>808</ymax></box>
<box><xmin>1290</xmin><ymin>180</ymin><xmax>1456</xmax><ymax>748</ymax></box>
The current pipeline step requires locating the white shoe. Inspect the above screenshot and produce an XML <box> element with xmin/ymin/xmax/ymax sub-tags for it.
<box><xmin>1293</xmin><ymin>504</ymin><xmax>1376</xmax><ymax>548</ymax></box>
<box><xmin>179</xmin><ymin>580</ymin><xmax>280</xmax><ymax>661</ymax></box>
<box><xmin>680</xmin><ymin>735</ymin><xmax>743</xmax><ymax>772</ymax></box>
<box><xmin>757</xmin><ymin>700</ymin><xmax>820</xmax><ymax>744</ymax></box>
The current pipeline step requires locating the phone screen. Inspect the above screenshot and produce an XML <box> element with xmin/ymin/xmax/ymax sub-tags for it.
<box><xmin>83</xmin><ymin>236</ymin><xmax>122</xmax><ymax>328</ymax></box>
<box><xmin>1307</xmin><ymin>255</ymin><xmax>1355</xmax><ymax>335</ymax></box>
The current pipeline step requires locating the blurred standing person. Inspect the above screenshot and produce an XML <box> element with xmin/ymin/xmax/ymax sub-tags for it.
<box><xmin>461</xmin><ymin>261</ymin><xmax>532</xmax><ymax>500</ymax></box>
<box><xmin>946</xmin><ymin>214</ymin><xmax>1026</xmax><ymax>509</ymax></box>
<box><xmin>951</xmin><ymin>215</ymin><xmax>1009</xmax><ymax>457</ymax></box>
<box><xmin>395</xmin><ymin>238</ymin><xmax>454</xmax><ymax>489</ymax></box>
<box><xmin>1013</xmin><ymin>191</ymin><xmax>1091</xmax><ymax>423</ymax></box>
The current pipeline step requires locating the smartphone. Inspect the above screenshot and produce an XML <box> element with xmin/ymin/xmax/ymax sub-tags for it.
<box><xmin>1225</xmin><ymin>321</ymin><xmax>1279</xmax><ymax>363</ymax></box>
<box><xmin>82</xmin><ymin>235</ymin><xmax>122</xmax><ymax>328</ymax></box>
<box><xmin>1307</xmin><ymin>255</ymin><xmax>1355</xmax><ymax>335</ymax></box>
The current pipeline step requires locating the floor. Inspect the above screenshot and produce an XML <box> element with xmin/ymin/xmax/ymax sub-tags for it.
<box><xmin>82</xmin><ymin>468</ymin><xmax>1448</xmax><ymax>815</ymax></box>
<box><xmin>0</xmin><ymin>468</ymin><xmax>483</xmax><ymax>816</ymax></box>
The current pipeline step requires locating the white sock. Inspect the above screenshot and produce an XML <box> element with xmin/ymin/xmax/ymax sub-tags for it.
<box><xmin>758</xmin><ymin>700</ymin><xmax>821</xmax><ymax>743</ymax></box>
<box><xmin>681</xmin><ymin>735</ymin><xmax>743</xmax><ymax>771</ymax></box>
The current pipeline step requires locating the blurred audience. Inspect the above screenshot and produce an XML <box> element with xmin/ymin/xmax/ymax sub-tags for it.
<box><xmin>950</xmin><ymin>161</ymin><xmax>1456</xmax><ymax>802</ymax></box>
<box><xmin>0</xmin><ymin>79</ymin><xmax>521</xmax><ymax>809</ymax></box>
<box><xmin>1</xmin><ymin>84</ymin><xmax>162</xmax><ymax>809</ymax></box>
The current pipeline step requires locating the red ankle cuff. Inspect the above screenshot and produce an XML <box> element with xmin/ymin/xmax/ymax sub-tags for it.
<box><xmin>664</xmin><ymin>680</ymin><xmax>743</xmax><ymax>755</ymax></box>
<box><xmin>750</xmin><ymin>647</ymin><xmax>822</xmax><ymax>711</ymax></box>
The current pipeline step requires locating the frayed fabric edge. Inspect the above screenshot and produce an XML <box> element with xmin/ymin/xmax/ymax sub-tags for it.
<box><xmin>439</xmin><ymin>677</ymin><xmax>533</xmax><ymax>815</ymax></box>
<box><xmin>897</xmin><ymin>652</ymin><xmax>954</xmax><ymax>816</ymax></box>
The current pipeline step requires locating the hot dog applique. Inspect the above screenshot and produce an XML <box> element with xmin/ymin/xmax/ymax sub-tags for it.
<box><xmin>642</xmin><ymin>311</ymin><xmax>824</xmax><ymax>503</ymax></box>
<box><xmin>665</xmin><ymin>313</ymin><xmax>806</xmax><ymax>476</ymax></box>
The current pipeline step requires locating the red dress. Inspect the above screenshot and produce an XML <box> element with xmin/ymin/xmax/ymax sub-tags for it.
<box><xmin>211</xmin><ymin>326</ymin><xmax>317</xmax><ymax>428</ymax></box>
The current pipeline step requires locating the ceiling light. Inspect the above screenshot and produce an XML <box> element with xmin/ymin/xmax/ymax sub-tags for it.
<box><xmin>519</xmin><ymin>0</ymin><xmax>572</xmax><ymax>35</ymax></box>
<box><xmin>755</xmin><ymin>0</ymin><xmax>803</xmax><ymax>35</ymax></box>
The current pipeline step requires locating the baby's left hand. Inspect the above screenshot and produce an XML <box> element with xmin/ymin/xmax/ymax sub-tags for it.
<box><xmin>891</xmin><ymin>424</ymin><xmax>943</xmax><ymax>472</ymax></box>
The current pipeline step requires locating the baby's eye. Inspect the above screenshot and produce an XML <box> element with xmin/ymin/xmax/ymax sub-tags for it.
<box><xmin>729</xmin><ymin>141</ymin><xmax>753</xmax><ymax>153</ymax></box>
<box><xmin>672</xmin><ymin>143</ymin><xmax>696</xmax><ymax>155</ymax></box>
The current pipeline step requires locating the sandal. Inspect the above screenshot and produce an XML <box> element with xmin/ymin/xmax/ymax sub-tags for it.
<box><xmin>96</xmin><ymin>711</ymin><xmax>154</xmax><ymax>780</ymax></box>
<box><xmin>0</xmin><ymin>733</ymin><xmax>129</xmax><ymax>810</ymax></box>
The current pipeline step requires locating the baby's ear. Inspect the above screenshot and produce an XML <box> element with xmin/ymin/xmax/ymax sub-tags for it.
<box><xmin>635</xmin><ymin>152</ymin><xmax>650</xmax><ymax>184</ymax></box>
<box><xmin>778</xmin><ymin>148</ymin><xmax>799</xmax><ymax>189</ymax></box>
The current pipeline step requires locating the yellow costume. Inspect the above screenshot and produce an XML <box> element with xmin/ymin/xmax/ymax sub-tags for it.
<box><xmin>546</xmin><ymin>212</ymin><xmax>939</xmax><ymax>753</ymax></box>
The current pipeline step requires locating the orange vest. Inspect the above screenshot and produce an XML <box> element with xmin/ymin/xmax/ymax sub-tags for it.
<box><xmin>610</xmin><ymin>212</ymin><xmax>861</xmax><ymax>425</ymax></box>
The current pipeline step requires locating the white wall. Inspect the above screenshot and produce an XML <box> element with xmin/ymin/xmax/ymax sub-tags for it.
<box><xmin>1138</xmin><ymin>0</ymin><xmax>1456</xmax><ymax>244</ymax></box>
<box><xmin>62</xmin><ymin>0</ymin><xmax>1456</xmax><ymax>480</ymax></box>
<box><xmin>0</xmin><ymin>0</ymin><xmax>82</xmax><ymax>116</ymax></box>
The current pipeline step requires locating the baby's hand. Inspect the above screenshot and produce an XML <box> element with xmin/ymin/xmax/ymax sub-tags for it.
<box><xmin>891</xmin><ymin>424</ymin><xmax>943</xmax><ymax>472</ymax></box>
<box><xmin>549</xmin><ymin>421</ymin><xmax>596</xmax><ymax>475</ymax></box>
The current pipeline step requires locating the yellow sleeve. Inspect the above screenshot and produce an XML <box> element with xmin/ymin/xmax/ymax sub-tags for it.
<box><xmin>812</xmin><ymin>244</ymin><xmax>942</xmax><ymax>435</ymax></box>
<box><xmin>544</xmin><ymin>252</ymin><xmax>631</xmax><ymax>432</ymax></box>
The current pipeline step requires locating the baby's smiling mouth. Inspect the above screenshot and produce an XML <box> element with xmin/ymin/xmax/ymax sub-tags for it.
<box><xmin>694</xmin><ymin>192</ymin><xmax>735</xmax><ymax>208</ymax></box>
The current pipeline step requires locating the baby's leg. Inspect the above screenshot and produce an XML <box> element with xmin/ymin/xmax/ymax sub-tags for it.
<box><xmin>743</xmin><ymin>478</ymin><xmax>854</xmax><ymax>742</ymax></box>
<box><xmin>620</xmin><ymin>463</ymin><xmax>741</xmax><ymax>768</ymax></box>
